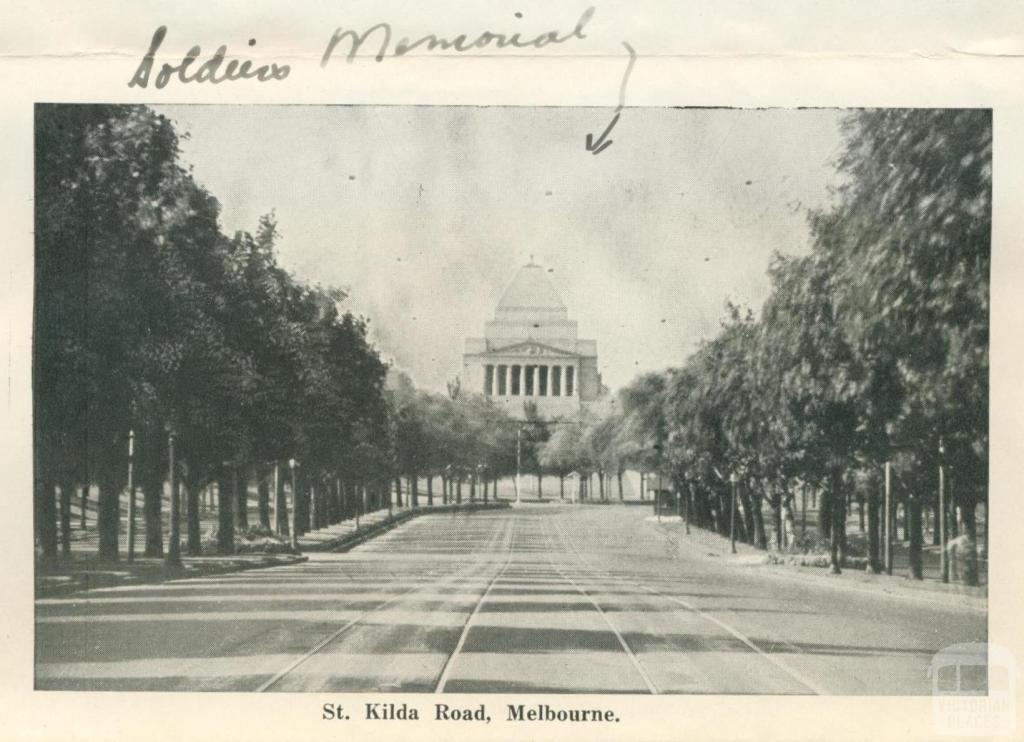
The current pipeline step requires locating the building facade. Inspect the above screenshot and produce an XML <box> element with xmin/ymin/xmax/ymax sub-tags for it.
<box><xmin>463</xmin><ymin>261</ymin><xmax>602</xmax><ymax>420</ymax></box>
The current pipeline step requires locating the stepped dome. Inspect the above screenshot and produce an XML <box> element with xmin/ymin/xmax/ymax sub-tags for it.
<box><xmin>496</xmin><ymin>261</ymin><xmax>566</xmax><ymax>317</ymax></box>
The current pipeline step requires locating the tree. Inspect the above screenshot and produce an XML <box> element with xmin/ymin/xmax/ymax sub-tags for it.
<box><xmin>34</xmin><ymin>105</ymin><xmax>394</xmax><ymax>563</ymax></box>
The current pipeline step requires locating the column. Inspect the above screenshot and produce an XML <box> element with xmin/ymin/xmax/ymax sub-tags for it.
<box><xmin>505</xmin><ymin>365</ymin><xmax>512</xmax><ymax>397</ymax></box>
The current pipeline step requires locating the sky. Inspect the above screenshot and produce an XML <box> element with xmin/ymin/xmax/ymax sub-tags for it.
<box><xmin>155</xmin><ymin>105</ymin><xmax>846</xmax><ymax>393</ymax></box>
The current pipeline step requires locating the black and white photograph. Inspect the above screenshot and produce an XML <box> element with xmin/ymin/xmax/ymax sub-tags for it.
<box><xmin>32</xmin><ymin>103</ymin><xmax>990</xmax><ymax>696</ymax></box>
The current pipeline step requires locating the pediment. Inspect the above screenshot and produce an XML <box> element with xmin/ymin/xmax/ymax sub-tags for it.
<box><xmin>490</xmin><ymin>341</ymin><xmax>576</xmax><ymax>358</ymax></box>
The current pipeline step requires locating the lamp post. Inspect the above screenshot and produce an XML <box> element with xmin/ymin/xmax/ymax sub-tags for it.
<box><xmin>288</xmin><ymin>458</ymin><xmax>298</xmax><ymax>551</ymax></box>
<box><xmin>939</xmin><ymin>438</ymin><xmax>948</xmax><ymax>583</ymax></box>
<box><xmin>165</xmin><ymin>426</ymin><xmax>181</xmax><ymax>567</ymax></box>
<box><xmin>515</xmin><ymin>425</ymin><xmax>522</xmax><ymax>505</ymax></box>
<box><xmin>730</xmin><ymin>472</ymin><xmax>738</xmax><ymax>555</ymax></box>
<box><xmin>126</xmin><ymin>429</ymin><xmax>136</xmax><ymax>562</ymax></box>
<box><xmin>884</xmin><ymin>460</ymin><xmax>893</xmax><ymax>574</ymax></box>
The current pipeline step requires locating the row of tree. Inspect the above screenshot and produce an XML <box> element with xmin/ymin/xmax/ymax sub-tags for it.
<box><xmin>34</xmin><ymin>104</ymin><xmax>394</xmax><ymax>564</ymax></box>
<box><xmin>557</xmin><ymin>109</ymin><xmax>989</xmax><ymax>584</ymax></box>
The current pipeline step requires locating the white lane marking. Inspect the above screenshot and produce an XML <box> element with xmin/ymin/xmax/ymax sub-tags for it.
<box><xmin>541</xmin><ymin>518</ymin><xmax>660</xmax><ymax>695</ymax></box>
<box><xmin>550</xmin><ymin>518</ymin><xmax>825</xmax><ymax>696</ymax></box>
<box><xmin>433</xmin><ymin>517</ymin><xmax>517</xmax><ymax>693</ymax></box>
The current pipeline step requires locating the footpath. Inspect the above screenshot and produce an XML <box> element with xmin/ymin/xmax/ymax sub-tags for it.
<box><xmin>296</xmin><ymin>500</ymin><xmax>510</xmax><ymax>552</ymax></box>
<box><xmin>37</xmin><ymin>500</ymin><xmax>509</xmax><ymax>598</ymax></box>
<box><xmin>35</xmin><ymin>553</ymin><xmax>308</xmax><ymax>599</ymax></box>
<box><xmin>645</xmin><ymin>513</ymin><xmax>988</xmax><ymax>613</ymax></box>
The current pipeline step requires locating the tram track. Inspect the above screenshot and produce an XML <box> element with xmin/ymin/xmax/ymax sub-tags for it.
<box><xmin>548</xmin><ymin>515</ymin><xmax>824</xmax><ymax>695</ymax></box>
<box><xmin>257</xmin><ymin>514</ymin><xmax>509</xmax><ymax>693</ymax></box>
<box><xmin>432</xmin><ymin>516</ymin><xmax>518</xmax><ymax>693</ymax></box>
<box><xmin>539</xmin><ymin>515</ymin><xmax>661</xmax><ymax>694</ymax></box>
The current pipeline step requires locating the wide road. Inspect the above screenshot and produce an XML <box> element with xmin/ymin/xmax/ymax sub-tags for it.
<box><xmin>35</xmin><ymin>504</ymin><xmax>986</xmax><ymax>694</ymax></box>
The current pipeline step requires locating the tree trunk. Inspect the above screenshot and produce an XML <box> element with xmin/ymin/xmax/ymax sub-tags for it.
<box><xmin>186</xmin><ymin>481</ymin><xmax>201</xmax><ymax>556</ymax></box>
<box><xmin>274</xmin><ymin>464</ymin><xmax>289</xmax><ymax>538</ymax></box>
<box><xmin>867</xmin><ymin>477</ymin><xmax>881</xmax><ymax>574</ymax></box>
<box><xmin>427</xmin><ymin>475</ymin><xmax>434</xmax><ymax>507</ymax></box>
<box><xmin>617</xmin><ymin>469</ymin><xmax>624</xmax><ymax>500</ymax></box>
<box><xmin>801</xmin><ymin>484</ymin><xmax>807</xmax><ymax>537</ymax></box>
<box><xmin>536</xmin><ymin>472</ymin><xmax>542</xmax><ymax>500</ymax></box>
<box><xmin>782</xmin><ymin>493</ymin><xmax>797</xmax><ymax>547</ymax></box>
<box><xmin>858</xmin><ymin>490</ymin><xmax>865</xmax><ymax>532</ymax></box>
<box><xmin>962</xmin><ymin>497</ymin><xmax>980</xmax><ymax>587</ymax></box>
<box><xmin>598</xmin><ymin>470</ymin><xmax>605</xmax><ymax>500</ymax></box>
<box><xmin>828</xmin><ymin>468</ymin><xmax>843</xmax><ymax>574</ymax></box>
<box><xmin>36</xmin><ymin>477</ymin><xmax>59</xmax><ymax>560</ymax></box>
<box><xmin>295</xmin><ymin>482</ymin><xmax>309</xmax><ymax>535</ymax></box>
<box><xmin>331</xmin><ymin>478</ymin><xmax>341</xmax><ymax>524</ymax></box>
<box><xmin>411</xmin><ymin>474</ymin><xmax>419</xmax><ymax>507</ymax></box>
<box><xmin>908</xmin><ymin>494</ymin><xmax>923</xmax><ymax>580</ymax></box>
<box><xmin>96</xmin><ymin>474</ymin><xmax>120</xmax><ymax>561</ymax></box>
<box><xmin>456</xmin><ymin>477</ymin><xmax>462</xmax><ymax>504</ymax></box>
<box><xmin>716</xmin><ymin>488</ymin><xmax>729</xmax><ymax>535</ymax></box>
<box><xmin>750</xmin><ymin>491</ymin><xmax>767</xmax><ymax>550</ymax></box>
<box><xmin>818</xmin><ymin>488</ymin><xmax>832</xmax><ymax>541</ymax></box>
<box><xmin>143</xmin><ymin>476</ymin><xmax>164</xmax><ymax>558</ymax></box>
<box><xmin>292</xmin><ymin>481</ymin><xmax>303</xmax><ymax>532</ymax></box>
<box><xmin>738</xmin><ymin>485</ymin><xmax>756</xmax><ymax>545</ymax></box>
<box><xmin>772</xmin><ymin>495</ymin><xmax>784</xmax><ymax>550</ymax></box>
<box><xmin>393</xmin><ymin>476</ymin><xmax>402</xmax><ymax>508</ymax></box>
<box><xmin>684</xmin><ymin>482</ymin><xmax>692</xmax><ymax>534</ymax></box>
<box><xmin>166</xmin><ymin>442</ymin><xmax>182</xmax><ymax>567</ymax></box>
<box><xmin>559</xmin><ymin>475</ymin><xmax>565</xmax><ymax>500</ymax></box>
<box><xmin>79</xmin><ymin>484</ymin><xmax>88</xmax><ymax>530</ymax></box>
<box><xmin>948</xmin><ymin>478</ymin><xmax>959</xmax><ymax>538</ymax></box>
<box><xmin>59</xmin><ymin>482</ymin><xmax>72</xmax><ymax>557</ymax></box>
<box><xmin>257</xmin><ymin>469</ymin><xmax>271</xmax><ymax>528</ymax></box>
<box><xmin>217</xmin><ymin>474</ymin><xmax>234</xmax><ymax>555</ymax></box>
<box><xmin>234</xmin><ymin>467</ymin><xmax>249</xmax><ymax>532</ymax></box>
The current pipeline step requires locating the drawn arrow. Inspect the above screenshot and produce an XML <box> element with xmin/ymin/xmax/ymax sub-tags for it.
<box><xmin>585</xmin><ymin>41</ymin><xmax>637</xmax><ymax>155</ymax></box>
<box><xmin>585</xmin><ymin>113</ymin><xmax>620</xmax><ymax>155</ymax></box>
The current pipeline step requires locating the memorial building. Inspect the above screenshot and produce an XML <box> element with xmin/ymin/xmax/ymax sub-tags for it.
<box><xmin>463</xmin><ymin>260</ymin><xmax>602</xmax><ymax>421</ymax></box>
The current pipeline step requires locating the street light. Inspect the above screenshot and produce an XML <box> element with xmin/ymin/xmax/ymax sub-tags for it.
<box><xmin>938</xmin><ymin>437</ymin><xmax>948</xmax><ymax>583</ymax></box>
<box><xmin>515</xmin><ymin>425</ymin><xmax>522</xmax><ymax>505</ymax></box>
<box><xmin>288</xmin><ymin>458</ymin><xmax>298</xmax><ymax>551</ymax></box>
<box><xmin>165</xmin><ymin>424</ymin><xmax>181</xmax><ymax>567</ymax></box>
<box><xmin>126</xmin><ymin>429</ymin><xmax>136</xmax><ymax>562</ymax></box>
<box><xmin>730</xmin><ymin>471</ymin><xmax>738</xmax><ymax>554</ymax></box>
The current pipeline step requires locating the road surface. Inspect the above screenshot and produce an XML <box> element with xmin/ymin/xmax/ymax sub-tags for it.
<box><xmin>35</xmin><ymin>504</ymin><xmax>986</xmax><ymax>693</ymax></box>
